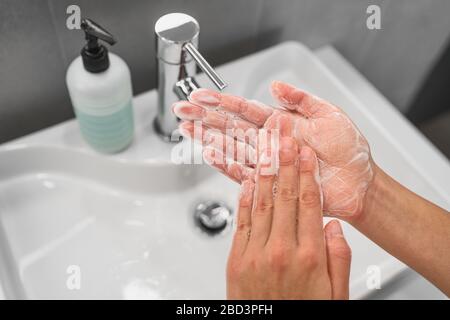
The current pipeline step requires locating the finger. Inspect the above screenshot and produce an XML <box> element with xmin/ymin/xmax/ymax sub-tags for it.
<box><xmin>297</xmin><ymin>145</ymin><xmax>324</xmax><ymax>248</ymax></box>
<box><xmin>204</xmin><ymin>130</ymin><xmax>257</xmax><ymax>168</ymax></box>
<box><xmin>189</xmin><ymin>88</ymin><xmax>274</xmax><ymax>127</ymax></box>
<box><xmin>264</xmin><ymin>111</ymin><xmax>293</xmax><ymax>138</ymax></box>
<box><xmin>174</xmin><ymin>101</ymin><xmax>259</xmax><ymax>139</ymax></box>
<box><xmin>269</xmin><ymin>137</ymin><xmax>299</xmax><ymax>244</ymax></box>
<box><xmin>247</xmin><ymin>151</ymin><xmax>277</xmax><ymax>248</ymax></box>
<box><xmin>264</xmin><ymin>109</ymin><xmax>309</xmax><ymax>150</ymax></box>
<box><xmin>324</xmin><ymin>220</ymin><xmax>352</xmax><ymax>300</ymax></box>
<box><xmin>229</xmin><ymin>180</ymin><xmax>255</xmax><ymax>258</ymax></box>
<box><xmin>270</xmin><ymin>81</ymin><xmax>338</xmax><ymax>118</ymax></box>
<box><xmin>180</xmin><ymin>121</ymin><xmax>258</xmax><ymax>167</ymax></box>
<box><xmin>203</xmin><ymin>147</ymin><xmax>255</xmax><ymax>183</ymax></box>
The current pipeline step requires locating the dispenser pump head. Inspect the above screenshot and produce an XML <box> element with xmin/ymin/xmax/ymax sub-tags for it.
<box><xmin>80</xmin><ymin>18</ymin><xmax>116</xmax><ymax>73</ymax></box>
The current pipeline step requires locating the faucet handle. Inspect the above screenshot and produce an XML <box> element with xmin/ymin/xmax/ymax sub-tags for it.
<box><xmin>184</xmin><ymin>42</ymin><xmax>227</xmax><ymax>91</ymax></box>
<box><xmin>174</xmin><ymin>77</ymin><xmax>200</xmax><ymax>101</ymax></box>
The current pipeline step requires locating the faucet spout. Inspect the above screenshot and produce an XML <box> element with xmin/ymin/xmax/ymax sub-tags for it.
<box><xmin>183</xmin><ymin>43</ymin><xmax>227</xmax><ymax>91</ymax></box>
<box><xmin>154</xmin><ymin>13</ymin><xmax>227</xmax><ymax>141</ymax></box>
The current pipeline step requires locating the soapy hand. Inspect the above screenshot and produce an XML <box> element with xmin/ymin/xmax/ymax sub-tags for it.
<box><xmin>173</xmin><ymin>81</ymin><xmax>373</xmax><ymax>218</ymax></box>
<box><xmin>226</xmin><ymin>139</ymin><xmax>351</xmax><ymax>299</ymax></box>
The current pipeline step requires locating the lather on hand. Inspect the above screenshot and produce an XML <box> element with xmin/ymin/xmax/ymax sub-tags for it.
<box><xmin>173</xmin><ymin>81</ymin><xmax>373</xmax><ymax>219</ymax></box>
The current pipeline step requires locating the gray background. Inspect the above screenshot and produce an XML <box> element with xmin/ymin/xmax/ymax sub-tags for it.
<box><xmin>1</xmin><ymin>0</ymin><xmax>449</xmax><ymax>145</ymax></box>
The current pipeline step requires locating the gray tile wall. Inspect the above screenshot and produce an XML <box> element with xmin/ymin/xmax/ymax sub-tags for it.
<box><xmin>1</xmin><ymin>0</ymin><xmax>449</xmax><ymax>143</ymax></box>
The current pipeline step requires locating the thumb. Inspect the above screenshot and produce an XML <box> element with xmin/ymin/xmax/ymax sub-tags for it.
<box><xmin>324</xmin><ymin>219</ymin><xmax>352</xmax><ymax>299</ymax></box>
<box><xmin>270</xmin><ymin>80</ymin><xmax>337</xmax><ymax>118</ymax></box>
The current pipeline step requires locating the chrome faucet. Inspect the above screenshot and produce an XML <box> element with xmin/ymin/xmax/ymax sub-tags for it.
<box><xmin>154</xmin><ymin>13</ymin><xmax>227</xmax><ymax>141</ymax></box>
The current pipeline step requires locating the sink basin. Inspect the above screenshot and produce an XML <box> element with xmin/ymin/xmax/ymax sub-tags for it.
<box><xmin>0</xmin><ymin>42</ymin><xmax>449</xmax><ymax>299</ymax></box>
<box><xmin>0</xmin><ymin>146</ymin><xmax>236</xmax><ymax>299</ymax></box>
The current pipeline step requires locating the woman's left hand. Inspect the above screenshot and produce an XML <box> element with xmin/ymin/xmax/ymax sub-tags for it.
<box><xmin>226</xmin><ymin>137</ymin><xmax>352</xmax><ymax>299</ymax></box>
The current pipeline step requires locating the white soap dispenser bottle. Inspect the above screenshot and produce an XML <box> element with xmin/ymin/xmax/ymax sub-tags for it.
<box><xmin>66</xmin><ymin>18</ymin><xmax>134</xmax><ymax>153</ymax></box>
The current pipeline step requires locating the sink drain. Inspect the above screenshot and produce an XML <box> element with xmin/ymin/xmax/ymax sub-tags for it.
<box><xmin>194</xmin><ymin>201</ymin><xmax>233</xmax><ymax>236</ymax></box>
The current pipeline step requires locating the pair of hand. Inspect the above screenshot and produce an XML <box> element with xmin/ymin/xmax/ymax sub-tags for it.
<box><xmin>174</xmin><ymin>81</ymin><xmax>450</xmax><ymax>299</ymax></box>
<box><xmin>173</xmin><ymin>81</ymin><xmax>363</xmax><ymax>299</ymax></box>
<box><xmin>226</xmin><ymin>137</ymin><xmax>351</xmax><ymax>299</ymax></box>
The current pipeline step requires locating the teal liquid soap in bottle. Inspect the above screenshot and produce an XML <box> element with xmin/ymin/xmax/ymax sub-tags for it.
<box><xmin>66</xmin><ymin>19</ymin><xmax>134</xmax><ymax>153</ymax></box>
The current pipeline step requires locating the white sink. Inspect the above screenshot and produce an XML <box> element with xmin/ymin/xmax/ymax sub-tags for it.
<box><xmin>0</xmin><ymin>42</ymin><xmax>448</xmax><ymax>299</ymax></box>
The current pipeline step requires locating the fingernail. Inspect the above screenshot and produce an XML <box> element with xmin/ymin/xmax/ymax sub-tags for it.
<box><xmin>205</xmin><ymin>128</ymin><xmax>224</xmax><ymax>146</ymax></box>
<box><xmin>202</xmin><ymin>148</ymin><xmax>215</xmax><ymax>165</ymax></box>
<box><xmin>271</xmin><ymin>80</ymin><xmax>282</xmax><ymax>94</ymax></box>
<box><xmin>178</xmin><ymin>121</ymin><xmax>193</xmax><ymax>138</ymax></box>
<box><xmin>270</xmin><ymin>80</ymin><xmax>295</xmax><ymax>104</ymax></box>
<box><xmin>279</xmin><ymin>137</ymin><xmax>297</xmax><ymax>164</ymax></box>
<box><xmin>326</xmin><ymin>220</ymin><xmax>344</xmax><ymax>239</ymax></box>
<box><xmin>172</xmin><ymin>102</ymin><xmax>190</xmax><ymax>118</ymax></box>
<box><xmin>173</xmin><ymin>102</ymin><xmax>204</xmax><ymax>120</ymax></box>
<box><xmin>189</xmin><ymin>88</ymin><xmax>220</xmax><ymax>106</ymax></box>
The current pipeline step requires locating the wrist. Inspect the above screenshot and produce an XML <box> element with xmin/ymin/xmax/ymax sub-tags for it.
<box><xmin>345</xmin><ymin>161</ymin><xmax>450</xmax><ymax>296</ymax></box>
<box><xmin>346</xmin><ymin>162</ymin><xmax>394</xmax><ymax>228</ymax></box>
